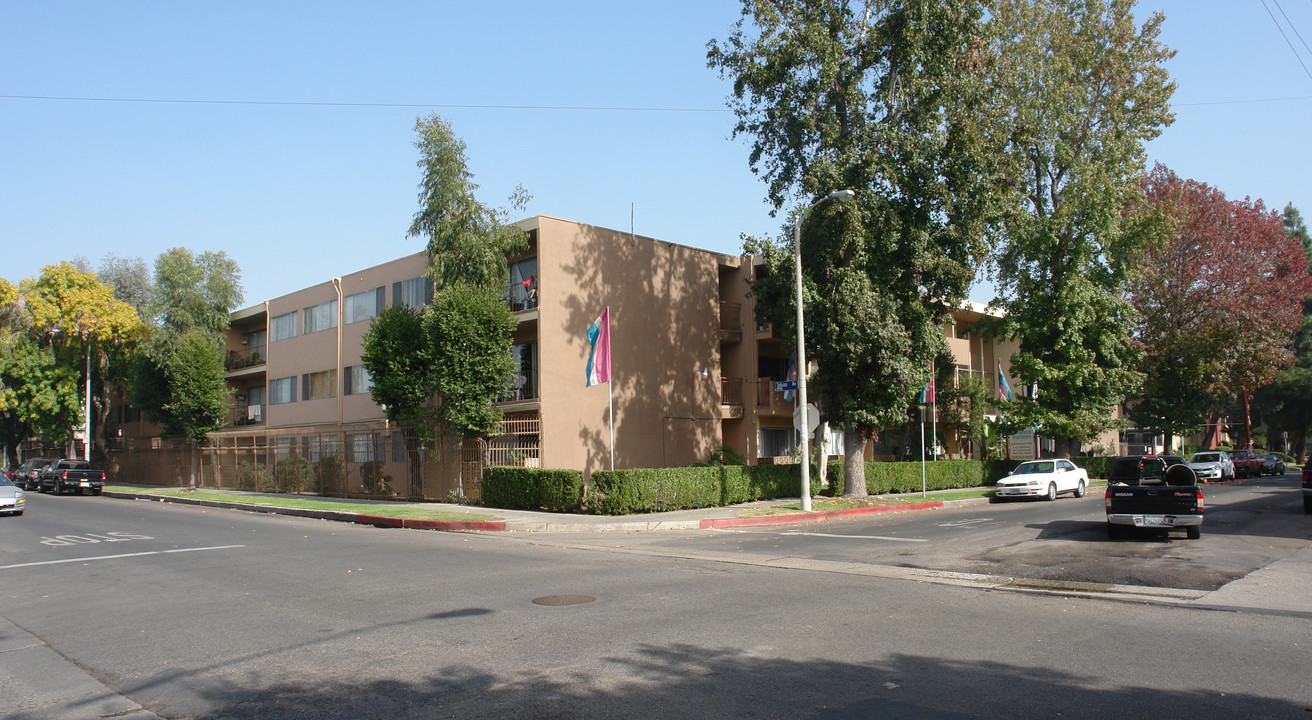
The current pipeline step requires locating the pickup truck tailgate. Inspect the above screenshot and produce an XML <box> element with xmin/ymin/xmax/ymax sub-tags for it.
<box><xmin>1107</xmin><ymin>485</ymin><xmax>1201</xmax><ymax>515</ymax></box>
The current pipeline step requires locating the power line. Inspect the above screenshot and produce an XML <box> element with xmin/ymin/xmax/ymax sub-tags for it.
<box><xmin>1260</xmin><ymin>0</ymin><xmax>1312</xmax><ymax>82</ymax></box>
<box><xmin>0</xmin><ymin>94</ymin><xmax>729</xmax><ymax>114</ymax></box>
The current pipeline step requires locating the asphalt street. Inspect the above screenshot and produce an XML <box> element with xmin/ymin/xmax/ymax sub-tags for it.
<box><xmin>2</xmin><ymin>476</ymin><xmax>1310</xmax><ymax>719</ymax></box>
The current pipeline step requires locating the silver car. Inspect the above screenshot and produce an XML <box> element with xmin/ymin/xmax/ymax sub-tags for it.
<box><xmin>0</xmin><ymin>477</ymin><xmax>25</xmax><ymax>516</ymax></box>
<box><xmin>1188</xmin><ymin>451</ymin><xmax>1234</xmax><ymax>482</ymax></box>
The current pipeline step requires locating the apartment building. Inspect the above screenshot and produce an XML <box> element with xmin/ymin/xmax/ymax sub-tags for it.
<box><xmin>115</xmin><ymin>214</ymin><xmax>1071</xmax><ymax>497</ymax></box>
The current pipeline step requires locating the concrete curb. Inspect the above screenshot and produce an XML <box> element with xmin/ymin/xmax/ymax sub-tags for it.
<box><xmin>104</xmin><ymin>492</ymin><xmax>507</xmax><ymax>532</ymax></box>
<box><xmin>699</xmin><ymin>500</ymin><xmax>948</xmax><ymax>528</ymax></box>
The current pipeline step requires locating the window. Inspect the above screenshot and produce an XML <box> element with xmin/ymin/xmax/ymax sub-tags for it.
<box><xmin>303</xmin><ymin>299</ymin><xmax>338</xmax><ymax>335</ymax></box>
<box><xmin>271</xmin><ymin>312</ymin><xmax>297</xmax><ymax>342</ymax></box>
<box><xmin>302</xmin><ymin>434</ymin><xmax>339</xmax><ymax>462</ymax></box>
<box><xmin>347</xmin><ymin>433</ymin><xmax>380</xmax><ymax>463</ymax></box>
<box><xmin>759</xmin><ymin>428</ymin><xmax>797</xmax><ymax>458</ymax></box>
<box><xmin>346</xmin><ymin>287</ymin><xmax>385</xmax><ymax>324</ymax></box>
<box><xmin>390</xmin><ymin>432</ymin><xmax>426</xmax><ymax>463</ymax></box>
<box><xmin>499</xmin><ymin>342</ymin><xmax>537</xmax><ymax>402</ymax></box>
<box><xmin>393</xmin><ymin>276</ymin><xmax>433</xmax><ymax>309</ymax></box>
<box><xmin>343</xmin><ymin>365</ymin><xmax>371</xmax><ymax>396</ymax></box>
<box><xmin>302</xmin><ymin>369</ymin><xmax>336</xmax><ymax>400</ymax></box>
<box><xmin>507</xmin><ymin>256</ymin><xmax>538</xmax><ymax>310</ymax></box>
<box><xmin>269</xmin><ymin>377</ymin><xmax>297</xmax><ymax>405</ymax></box>
<box><xmin>273</xmin><ymin>437</ymin><xmax>294</xmax><ymax>461</ymax></box>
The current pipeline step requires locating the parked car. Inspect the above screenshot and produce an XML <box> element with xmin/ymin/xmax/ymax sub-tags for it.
<box><xmin>38</xmin><ymin>459</ymin><xmax>106</xmax><ymax>495</ymax></box>
<box><xmin>995</xmin><ymin>458</ymin><xmax>1090</xmax><ymax>501</ymax></box>
<box><xmin>1188</xmin><ymin>451</ymin><xmax>1234</xmax><ymax>483</ymax></box>
<box><xmin>0</xmin><ymin>476</ymin><xmax>24</xmax><ymax>516</ymax></box>
<box><xmin>1228</xmin><ymin>449</ymin><xmax>1265</xmax><ymax>479</ymax></box>
<box><xmin>1105</xmin><ymin>455</ymin><xmax>1204</xmax><ymax>539</ymax></box>
<box><xmin>1302</xmin><ymin>459</ymin><xmax>1311</xmax><ymax>514</ymax></box>
<box><xmin>15</xmin><ymin>457</ymin><xmax>56</xmax><ymax>491</ymax></box>
<box><xmin>2</xmin><ymin>463</ymin><xmax>20</xmax><ymax>481</ymax></box>
<box><xmin>1261</xmin><ymin>454</ymin><xmax>1285</xmax><ymax>476</ymax></box>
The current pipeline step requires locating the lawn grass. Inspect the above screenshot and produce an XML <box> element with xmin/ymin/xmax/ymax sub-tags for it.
<box><xmin>103</xmin><ymin>485</ymin><xmax>494</xmax><ymax>522</ymax></box>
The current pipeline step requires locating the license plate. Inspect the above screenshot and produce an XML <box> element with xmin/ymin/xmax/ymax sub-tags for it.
<box><xmin>1140</xmin><ymin>516</ymin><xmax>1172</xmax><ymax>526</ymax></box>
<box><xmin>80</xmin><ymin>481</ymin><xmax>91</xmax><ymax>487</ymax></box>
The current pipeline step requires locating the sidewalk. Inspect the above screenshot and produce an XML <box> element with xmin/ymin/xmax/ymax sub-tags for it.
<box><xmin>103</xmin><ymin>485</ymin><xmax>987</xmax><ymax>533</ymax></box>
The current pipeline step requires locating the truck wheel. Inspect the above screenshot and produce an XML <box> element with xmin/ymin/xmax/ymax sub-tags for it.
<box><xmin>1186</xmin><ymin>526</ymin><xmax>1201</xmax><ymax>540</ymax></box>
<box><xmin>1304</xmin><ymin>496</ymin><xmax>1312</xmax><ymax>513</ymax></box>
<box><xmin>1074</xmin><ymin>480</ymin><xmax>1087</xmax><ymax>498</ymax></box>
<box><xmin>1107</xmin><ymin>523</ymin><xmax>1122</xmax><ymax>539</ymax></box>
<box><xmin>1046</xmin><ymin>483</ymin><xmax>1057</xmax><ymax>501</ymax></box>
<box><xmin>92</xmin><ymin>489</ymin><xmax>102</xmax><ymax>496</ymax></box>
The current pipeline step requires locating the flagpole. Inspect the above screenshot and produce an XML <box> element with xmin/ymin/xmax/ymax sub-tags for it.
<box><xmin>608</xmin><ymin>379</ymin><xmax>615</xmax><ymax>471</ymax></box>
<box><xmin>920</xmin><ymin>406</ymin><xmax>927</xmax><ymax>497</ymax></box>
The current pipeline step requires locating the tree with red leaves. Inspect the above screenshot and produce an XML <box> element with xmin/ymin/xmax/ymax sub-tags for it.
<box><xmin>1126</xmin><ymin>165</ymin><xmax>1312</xmax><ymax>449</ymax></box>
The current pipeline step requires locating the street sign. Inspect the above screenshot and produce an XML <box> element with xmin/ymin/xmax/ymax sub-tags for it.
<box><xmin>793</xmin><ymin>403</ymin><xmax>820</xmax><ymax>438</ymax></box>
<box><xmin>774</xmin><ymin>380</ymin><xmax>798</xmax><ymax>392</ymax></box>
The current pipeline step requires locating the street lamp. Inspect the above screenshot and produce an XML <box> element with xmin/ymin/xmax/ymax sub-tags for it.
<box><xmin>794</xmin><ymin>188</ymin><xmax>855</xmax><ymax>512</ymax></box>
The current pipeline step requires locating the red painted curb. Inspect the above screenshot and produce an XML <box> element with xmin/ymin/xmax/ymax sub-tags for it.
<box><xmin>700</xmin><ymin>501</ymin><xmax>944</xmax><ymax>528</ymax></box>
<box><xmin>404</xmin><ymin>518</ymin><xmax>507</xmax><ymax>532</ymax></box>
<box><xmin>356</xmin><ymin>514</ymin><xmax>404</xmax><ymax>528</ymax></box>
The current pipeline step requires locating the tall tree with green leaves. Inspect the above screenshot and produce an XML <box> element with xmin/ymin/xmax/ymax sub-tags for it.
<box><xmin>383</xmin><ymin>114</ymin><xmax>528</xmax><ymax>484</ymax></box>
<box><xmin>984</xmin><ymin>0</ymin><xmax>1176</xmax><ymax>454</ymax></box>
<box><xmin>128</xmin><ymin>248</ymin><xmax>242</xmax><ymax>485</ymax></box>
<box><xmin>1259</xmin><ymin>204</ymin><xmax>1312</xmax><ymax>460</ymax></box>
<box><xmin>21</xmin><ymin>261</ymin><xmax>146</xmax><ymax>459</ymax></box>
<box><xmin>361</xmin><ymin>305</ymin><xmax>437</xmax><ymax>498</ymax></box>
<box><xmin>0</xmin><ymin>336</ymin><xmax>82</xmax><ymax>457</ymax></box>
<box><xmin>710</xmin><ymin>0</ymin><xmax>1003</xmax><ymax>495</ymax></box>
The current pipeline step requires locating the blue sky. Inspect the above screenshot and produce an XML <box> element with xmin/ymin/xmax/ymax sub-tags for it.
<box><xmin>3</xmin><ymin>1</ymin><xmax>1310</xmax><ymax>308</ymax></box>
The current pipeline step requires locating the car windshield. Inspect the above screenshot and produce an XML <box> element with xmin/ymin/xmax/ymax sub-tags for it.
<box><xmin>1191</xmin><ymin>453</ymin><xmax>1220</xmax><ymax>463</ymax></box>
<box><xmin>0</xmin><ymin>478</ymin><xmax>12</xmax><ymax>487</ymax></box>
<box><xmin>1015</xmin><ymin>461</ymin><xmax>1054</xmax><ymax>474</ymax></box>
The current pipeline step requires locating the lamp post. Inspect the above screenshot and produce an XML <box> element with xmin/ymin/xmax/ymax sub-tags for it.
<box><xmin>794</xmin><ymin>189</ymin><xmax>856</xmax><ymax>512</ymax></box>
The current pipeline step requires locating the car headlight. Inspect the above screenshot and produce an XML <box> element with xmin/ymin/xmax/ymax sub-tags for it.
<box><xmin>14</xmin><ymin>490</ymin><xmax>23</xmax><ymax>500</ymax></box>
<box><xmin>1028</xmin><ymin>480</ymin><xmax>1040</xmax><ymax>486</ymax></box>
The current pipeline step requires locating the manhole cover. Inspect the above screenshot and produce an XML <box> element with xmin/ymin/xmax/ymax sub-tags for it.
<box><xmin>532</xmin><ymin>595</ymin><xmax>596</xmax><ymax>606</ymax></box>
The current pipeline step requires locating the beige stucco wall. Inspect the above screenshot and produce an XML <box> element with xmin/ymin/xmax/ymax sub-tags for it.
<box><xmin>530</xmin><ymin>216</ymin><xmax>726</xmax><ymax>475</ymax></box>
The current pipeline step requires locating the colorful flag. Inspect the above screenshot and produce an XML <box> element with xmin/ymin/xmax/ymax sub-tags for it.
<box><xmin>784</xmin><ymin>353</ymin><xmax>797</xmax><ymax>402</ymax></box>
<box><xmin>918</xmin><ymin>361</ymin><xmax>935</xmax><ymax>405</ymax></box>
<box><xmin>996</xmin><ymin>360</ymin><xmax>1013</xmax><ymax>401</ymax></box>
<box><xmin>586</xmin><ymin>307</ymin><xmax>611</xmax><ymax>387</ymax></box>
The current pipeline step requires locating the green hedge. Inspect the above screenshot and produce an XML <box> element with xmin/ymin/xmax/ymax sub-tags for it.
<box><xmin>826</xmin><ymin>460</ymin><xmax>999</xmax><ymax>496</ymax></box>
<box><xmin>1071</xmin><ymin>456</ymin><xmax>1113</xmax><ymax>479</ymax></box>
<box><xmin>586</xmin><ymin>464</ymin><xmax>821</xmax><ymax>515</ymax></box>
<box><xmin>481</xmin><ymin>466</ymin><xmax>584</xmax><ymax>512</ymax></box>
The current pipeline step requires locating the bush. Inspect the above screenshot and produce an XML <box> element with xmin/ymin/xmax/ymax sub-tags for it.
<box><xmin>313</xmin><ymin>455</ymin><xmax>346</xmax><ymax>495</ymax></box>
<box><xmin>586</xmin><ymin>464</ymin><xmax>821</xmax><ymax>515</ymax></box>
<box><xmin>237</xmin><ymin>461</ymin><xmax>273</xmax><ymax>492</ymax></box>
<box><xmin>827</xmin><ymin>459</ymin><xmax>998</xmax><ymax>495</ymax></box>
<box><xmin>482</xmin><ymin>466</ymin><xmax>584</xmax><ymax>512</ymax></box>
<box><xmin>274</xmin><ymin>456</ymin><xmax>311</xmax><ymax>494</ymax></box>
<box><xmin>359</xmin><ymin>461</ymin><xmax>394</xmax><ymax>496</ymax></box>
<box><xmin>1071</xmin><ymin>456</ymin><xmax>1113</xmax><ymax>480</ymax></box>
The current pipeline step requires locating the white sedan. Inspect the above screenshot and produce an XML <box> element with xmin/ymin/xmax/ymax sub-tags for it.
<box><xmin>995</xmin><ymin>459</ymin><xmax>1089</xmax><ymax>501</ymax></box>
<box><xmin>0</xmin><ymin>477</ymin><xmax>24</xmax><ymax>516</ymax></box>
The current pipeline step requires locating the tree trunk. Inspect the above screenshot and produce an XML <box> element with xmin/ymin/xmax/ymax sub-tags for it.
<box><xmin>816</xmin><ymin>422</ymin><xmax>830</xmax><ymax>494</ymax></box>
<box><xmin>843</xmin><ymin>430</ymin><xmax>867</xmax><ymax>497</ymax></box>
<box><xmin>1242</xmin><ymin>392</ymin><xmax>1254</xmax><ymax>450</ymax></box>
<box><xmin>406</xmin><ymin>433</ymin><xmax>423</xmax><ymax>500</ymax></box>
<box><xmin>189</xmin><ymin>443</ymin><xmax>198</xmax><ymax>489</ymax></box>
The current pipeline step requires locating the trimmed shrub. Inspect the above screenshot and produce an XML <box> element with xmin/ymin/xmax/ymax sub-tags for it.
<box><xmin>274</xmin><ymin>456</ymin><xmax>311</xmax><ymax>494</ymax></box>
<box><xmin>237</xmin><ymin>461</ymin><xmax>273</xmax><ymax>492</ymax></box>
<box><xmin>359</xmin><ymin>461</ymin><xmax>394</xmax><ymax>496</ymax></box>
<box><xmin>313</xmin><ymin>455</ymin><xmax>346</xmax><ymax>495</ymax></box>
<box><xmin>586</xmin><ymin>464</ymin><xmax>821</xmax><ymax>515</ymax></box>
<box><xmin>828</xmin><ymin>459</ymin><xmax>994</xmax><ymax>495</ymax></box>
<box><xmin>1071</xmin><ymin>456</ymin><xmax>1113</xmax><ymax>479</ymax></box>
<box><xmin>482</xmin><ymin>466</ymin><xmax>584</xmax><ymax>512</ymax></box>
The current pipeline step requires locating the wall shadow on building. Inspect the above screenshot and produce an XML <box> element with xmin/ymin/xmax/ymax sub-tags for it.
<box><xmin>556</xmin><ymin>222</ymin><xmax>726</xmax><ymax>476</ymax></box>
<box><xmin>102</xmin><ymin>643</ymin><xmax>1307</xmax><ymax>720</ymax></box>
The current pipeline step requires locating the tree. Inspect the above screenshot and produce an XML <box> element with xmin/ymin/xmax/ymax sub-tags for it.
<box><xmin>361</xmin><ymin>305</ymin><xmax>437</xmax><ymax>499</ymax></box>
<box><xmin>984</xmin><ymin>0</ymin><xmax>1175</xmax><ymax>454</ymax></box>
<box><xmin>1257</xmin><ymin>204</ymin><xmax>1312</xmax><ymax>460</ymax></box>
<box><xmin>21</xmin><ymin>262</ymin><xmax>146</xmax><ymax>459</ymax></box>
<box><xmin>1123</xmin><ymin>165</ymin><xmax>1230</xmax><ymax>446</ymax></box>
<box><xmin>375</xmin><ymin>113</ymin><xmax>527</xmax><ymax>487</ymax></box>
<box><xmin>128</xmin><ymin>249</ymin><xmax>242</xmax><ymax>484</ymax></box>
<box><xmin>1214</xmin><ymin>197</ymin><xmax>1312</xmax><ymax>449</ymax></box>
<box><xmin>0</xmin><ymin>336</ymin><xmax>82</xmax><ymax>456</ymax></box>
<box><xmin>710</xmin><ymin>0</ymin><xmax>1003</xmax><ymax>496</ymax></box>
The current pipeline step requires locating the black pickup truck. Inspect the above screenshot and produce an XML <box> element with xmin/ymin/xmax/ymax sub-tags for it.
<box><xmin>38</xmin><ymin>459</ymin><xmax>106</xmax><ymax>495</ymax></box>
<box><xmin>1105</xmin><ymin>455</ymin><xmax>1204</xmax><ymax>539</ymax></box>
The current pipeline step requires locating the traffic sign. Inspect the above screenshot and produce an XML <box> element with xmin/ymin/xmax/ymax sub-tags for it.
<box><xmin>793</xmin><ymin>403</ymin><xmax>820</xmax><ymax>438</ymax></box>
<box><xmin>774</xmin><ymin>380</ymin><xmax>798</xmax><ymax>392</ymax></box>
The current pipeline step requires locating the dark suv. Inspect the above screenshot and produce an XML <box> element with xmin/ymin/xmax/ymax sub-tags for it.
<box><xmin>1302</xmin><ymin>459</ymin><xmax>1311</xmax><ymax>514</ymax></box>
<box><xmin>15</xmin><ymin>458</ymin><xmax>55</xmax><ymax>491</ymax></box>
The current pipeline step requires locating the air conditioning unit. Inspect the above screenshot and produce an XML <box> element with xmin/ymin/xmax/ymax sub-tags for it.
<box><xmin>240</xmin><ymin>334</ymin><xmax>249</xmax><ymax>345</ymax></box>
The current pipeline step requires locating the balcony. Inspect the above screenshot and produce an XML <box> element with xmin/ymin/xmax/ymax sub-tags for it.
<box><xmin>225</xmin><ymin>346</ymin><xmax>267</xmax><ymax>373</ymax></box>
<box><xmin>720</xmin><ymin>377</ymin><xmax>745</xmax><ymax>419</ymax></box>
<box><xmin>497</xmin><ymin>372</ymin><xmax>538</xmax><ymax>404</ymax></box>
<box><xmin>718</xmin><ymin>302</ymin><xmax>743</xmax><ymax>343</ymax></box>
<box><xmin>226</xmin><ymin>402</ymin><xmax>264</xmax><ymax>428</ymax></box>
<box><xmin>754</xmin><ymin>377</ymin><xmax>793</xmax><ymax>416</ymax></box>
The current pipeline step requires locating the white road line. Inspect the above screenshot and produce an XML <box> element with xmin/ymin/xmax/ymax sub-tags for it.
<box><xmin>781</xmin><ymin>531</ymin><xmax>927</xmax><ymax>542</ymax></box>
<box><xmin>0</xmin><ymin>544</ymin><xmax>246</xmax><ymax>571</ymax></box>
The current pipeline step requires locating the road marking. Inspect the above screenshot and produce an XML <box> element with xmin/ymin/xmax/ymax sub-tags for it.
<box><xmin>936</xmin><ymin>518</ymin><xmax>994</xmax><ymax>528</ymax></box>
<box><xmin>0</xmin><ymin>544</ymin><xmax>246</xmax><ymax>571</ymax></box>
<box><xmin>781</xmin><ymin>531</ymin><xmax>927</xmax><ymax>542</ymax></box>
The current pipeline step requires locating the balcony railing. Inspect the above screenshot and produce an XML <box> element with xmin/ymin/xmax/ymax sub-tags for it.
<box><xmin>225</xmin><ymin>346</ymin><xmax>267</xmax><ymax>371</ymax></box>
<box><xmin>227</xmin><ymin>403</ymin><xmax>264</xmax><ymax>427</ymax></box>
<box><xmin>719</xmin><ymin>302</ymin><xmax>742</xmax><ymax>342</ymax></box>
<box><xmin>505</xmin><ymin>280</ymin><xmax>539</xmax><ymax>312</ymax></box>
<box><xmin>497</xmin><ymin>372</ymin><xmax>538</xmax><ymax>403</ymax></box>
<box><xmin>720</xmin><ymin>377</ymin><xmax>744</xmax><ymax>407</ymax></box>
